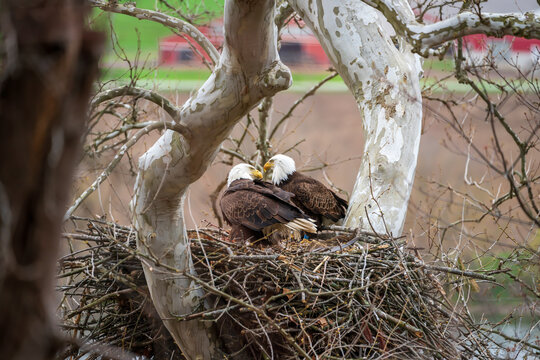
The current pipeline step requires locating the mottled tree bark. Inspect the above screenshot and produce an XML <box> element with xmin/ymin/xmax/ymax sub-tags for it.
<box><xmin>289</xmin><ymin>0</ymin><xmax>423</xmax><ymax>236</ymax></box>
<box><xmin>131</xmin><ymin>0</ymin><xmax>291</xmax><ymax>358</ymax></box>
<box><xmin>293</xmin><ymin>0</ymin><xmax>540</xmax><ymax>236</ymax></box>
<box><xmin>362</xmin><ymin>0</ymin><xmax>540</xmax><ymax>54</ymax></box>
<box><xmin>0</xmin><ymin>1</ymin><xmax>103</xmax><ymax>359</ymax></box>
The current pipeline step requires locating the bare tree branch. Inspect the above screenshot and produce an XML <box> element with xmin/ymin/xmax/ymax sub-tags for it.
<box><xmin>362</xmin><ymin>0</ymin><xmax>540</xmax><ymax>54</ymax></box>
<box><xmin>91</xmin><ymin>86</ymin><xmax>183</xmax><ymax>122</ymax></box>
<box><xmin>89</xmin><ymin>0</ymin><xmax>220</xmax><ymax>65</ymax></box>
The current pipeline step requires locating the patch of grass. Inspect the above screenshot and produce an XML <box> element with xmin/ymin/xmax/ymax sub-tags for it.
<box><xmin>101</xmin><ymin>65</ymin><xmax>534</xmax><ymax>95</ymax></box>
<box><xmin>102</xmin><ymin>67</ymin><xmax>210</xmax><ymax>81</ymax></box>
<box><xmin>102</xmin><ymin>67</ymin><xmax>344</xmax><ymax>85</ymax></box>
<box><xmin>423</xmin><ymin>58</ymin><xmax>455</xmax><ymax>72</ymax></box>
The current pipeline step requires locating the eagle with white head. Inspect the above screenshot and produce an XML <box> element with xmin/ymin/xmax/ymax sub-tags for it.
<box><xmin>220</xmin><ymin>163</ymin><xmax>316</xmax><ymax>244</ymax></box>
<box><xmin>264</xmin><ymin>154</ymin><xmax>348</xmax><ymax>228</ymax></box>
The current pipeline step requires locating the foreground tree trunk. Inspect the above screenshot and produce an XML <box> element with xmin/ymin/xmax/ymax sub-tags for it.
<box><xmin>0</xmin><ymin>1</ymin><xmax>102</xmax><ymax>359</ymax></box>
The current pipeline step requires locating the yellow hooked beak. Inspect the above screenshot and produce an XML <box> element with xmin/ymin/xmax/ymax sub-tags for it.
<box><xmin>263</xmin><ymin>161</ymin><xmax>274</xmax><ymax>172</ymax></box>
<box><xmin>251</xmin><ymin>169</ymin><xmax>263</xmax><ymax>179</ymax></box>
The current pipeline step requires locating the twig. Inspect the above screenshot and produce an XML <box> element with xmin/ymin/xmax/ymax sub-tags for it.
<box><xmin>90</xmin><ymin>86</ymin><xmax>183</xmax><ymax>122</ymax></box>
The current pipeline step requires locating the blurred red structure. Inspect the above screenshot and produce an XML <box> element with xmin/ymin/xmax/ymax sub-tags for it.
<box><xmin>462</xmin><ymin>34</ymin><xmax>540</xmax><ymax>68</ymax></box>
<box><xmin>159</xmin><ymin>19</ymin><xmax>330</xmax><ymax>67</ymax></box>
<box><xmin>463</xmin><ymin>34</ymin><xmax>540</xmax><ymax>53</ymax></box>
<box><xmin>159</xmin><ymin>20</ymin><xmax>223</xmax><ymax>65</ymax></box>
<box><xmin>159</xmin><ymin>17</ymin><xmax>540</xmax><ymax>69</ymax></box>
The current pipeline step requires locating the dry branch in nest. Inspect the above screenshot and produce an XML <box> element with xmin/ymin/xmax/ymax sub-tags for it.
<box><xmin>58</xmin><ymin>217</ymin><xmax>496</xmax><ymax>359</ymax></box>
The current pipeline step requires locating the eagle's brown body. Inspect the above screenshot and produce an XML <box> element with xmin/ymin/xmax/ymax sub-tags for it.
<box><xmin>279</xmin><ymin>171</ymin><xmax>348</xmax><ymax>227</ymax></box>
<box><xmin>220</xmin><ymin>179</ymin><xmax>315</xmax><ymax>243</ymax></box>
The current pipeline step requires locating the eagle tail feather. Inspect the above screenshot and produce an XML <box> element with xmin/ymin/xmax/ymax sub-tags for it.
<box><xmin>286</xmin><ymin>218</ymin><xmax>317</xmax><ymax>234</ymax></box>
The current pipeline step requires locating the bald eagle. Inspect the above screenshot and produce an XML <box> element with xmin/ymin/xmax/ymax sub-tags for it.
<box><xmin>220</xmin><ymin>163</ymin><xmax>317</xmax><ymax>244</ymax></box>
<box><xmin>264</xmin><ymin>154</ymin><xmax>348</xmax><ymax>228</ymax></box>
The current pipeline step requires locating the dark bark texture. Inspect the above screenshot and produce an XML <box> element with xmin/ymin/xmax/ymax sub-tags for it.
<box><xmin>0</xmin><ymin>1</ymin><xmax>103</xmax><ymax>359</ymax></box>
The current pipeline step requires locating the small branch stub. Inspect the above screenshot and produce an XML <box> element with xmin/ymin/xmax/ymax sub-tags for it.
<box><xmin>258</xmin><ymin>60</ymin><xmax>293</xmax><ymax>96</ymax></box>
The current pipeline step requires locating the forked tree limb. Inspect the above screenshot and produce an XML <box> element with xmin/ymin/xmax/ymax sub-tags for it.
<box><xmin>130</xmin><ymin>0</ymin><xmax>291</xmax><ymax>358</ymax></box>
<box><xmin>90</xmin><ymin>85</ymin><xmax>183</xmax><ymax>121</ymax></box>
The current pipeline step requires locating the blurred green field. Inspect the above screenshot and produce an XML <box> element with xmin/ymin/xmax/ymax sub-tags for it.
<box><xmin>103</xmin><ymin>67</ymin><xmax>345</xmax><ymax>84</ymax></box>
<box><xmin>469</xmin><ymin>247</ymin><xmax>539</xmax><ymax>313</ymax></box>
<box><xmin>95</xmin><ymin>0</ymin><xmax>456</xmax><ymax>70</ymax></box>
<box><xmin>96</xmin><ymin>2</ymin><xmax>535</xmax><ymax>94</ymax></box>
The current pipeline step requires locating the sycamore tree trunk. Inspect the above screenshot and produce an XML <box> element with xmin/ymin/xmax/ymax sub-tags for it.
<box><xmin>289</xmin><ymin>0</ymin><xmax>423</xmax><ymax>236</ymax></box>
<box><xmin>131</xmin><ymin>0</ymin><xmax>291</xmax><ymax>357</ymax></box>
<box><xmin>131</xmin><ymin>0</ymin><xmax>420</xmax><ymax>358</ymax></box>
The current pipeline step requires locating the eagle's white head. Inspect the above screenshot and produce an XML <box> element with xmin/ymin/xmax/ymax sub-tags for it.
<box><xmin>227</xmin><ymin>163</ymin><xmax>263</xmax><ymax>187</ymax></box>
<box><xmin>264</xmin><ymin>154</ymin><xmax>296</xmax><ymax>185</ymax></box>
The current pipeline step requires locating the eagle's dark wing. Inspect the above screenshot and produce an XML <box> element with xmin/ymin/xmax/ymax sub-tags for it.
<box><xmin>254</xmin><ymin>179</ymin><xmax>295</xmax><ymax>203</ymax></box>
<box><xmin>220</xmin><ymin>179</ymin><xmax>306</xmax><ymax>232</ymax></box>
<box><xmin>283</xmin><ymin>173</ymin><xmax>348</xmax><ymax>222</ymax></box>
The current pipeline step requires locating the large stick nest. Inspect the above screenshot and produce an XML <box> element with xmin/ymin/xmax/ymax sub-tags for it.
<box><xmin>59</xmin><ymin>217</ymin><xmax>494</xmax><ymax>359</ymax></box>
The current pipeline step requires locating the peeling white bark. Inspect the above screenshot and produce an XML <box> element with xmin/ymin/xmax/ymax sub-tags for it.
<box><xmin>131</xmin><ymin>0</ymin><xmax>291</xmax><ymax>358</ymax></box>
<box><xmin>289</xmin><ymin>0</ymin><xmax>423</xmax><ymax>236</ymax></box>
